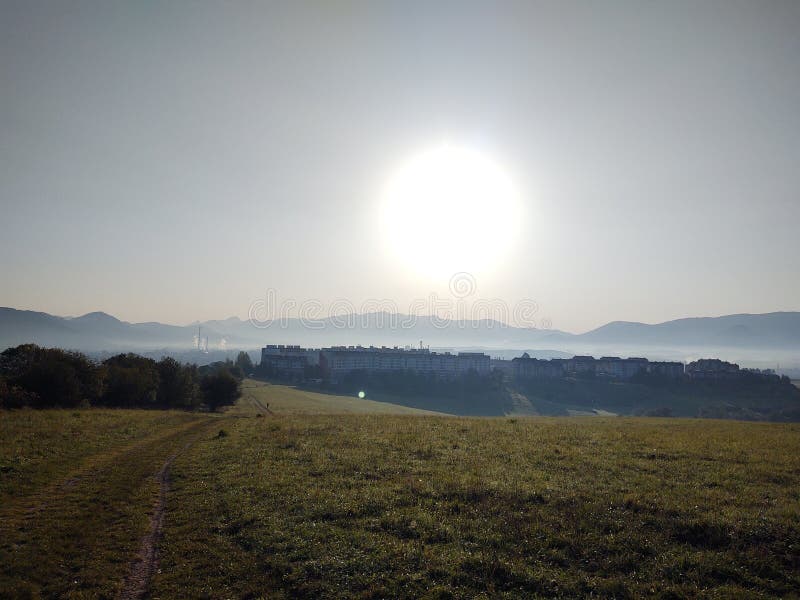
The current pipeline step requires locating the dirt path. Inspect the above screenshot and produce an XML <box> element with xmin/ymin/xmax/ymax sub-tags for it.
<box><xmin>117</xmin><ymin>451</ymin><xmax>177</xmax><ymax>600</ymax></box>
<box><xmin>251</xmin><ymin>395</ymin><xmax>274</xmax><ymax>415</ymax></box>
<box><xmin>0</xmin><ymin>419</ymin><xmax>208</xmax><ymax>522</ymax></box>
<box><xmin>0</xmin><ymin>417</ymin><xmax>218</xmax><ymax>598</ymax></box>
<box><xmin>117</xmin><ymin>428</ymin><xmax>210</xmax><ymax>600</ymax></box>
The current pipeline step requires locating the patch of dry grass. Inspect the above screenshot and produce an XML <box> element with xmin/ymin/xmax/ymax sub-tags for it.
<box><xmin>234</xmin><ymin>379</ymin><xmax>448</xmax><ymax>415</ymax></box>
<box><xmin>153</xmin><ymin>392</ymin><xmax>800</xmax><ymax>598</ymax></box>
<box><xmin>0</xmin><ymin>409</ymin><xmax>218</xmax><ymax>598</ymax></box>
<box><xmin>3</xmin><ymin>383</ymin><xmax>799</xmax><ymax>598</ymax></box>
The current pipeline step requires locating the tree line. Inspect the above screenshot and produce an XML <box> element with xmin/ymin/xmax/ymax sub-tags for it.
<box><xmin>0</xmin><ymin>344</ymin><xmax>253</xmax><ymax>410</ymax></box>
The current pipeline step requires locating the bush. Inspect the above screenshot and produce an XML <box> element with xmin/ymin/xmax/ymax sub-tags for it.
<box><xmin>201</xmin><ymin>370</ymin><xmax>242</xmax><ymax>411</ymax></box>
<box><xmin>235</xmin><ymin>351</ymin><xmax>254</xmax><ymax>375</ymax></box>
<box><xmin>1</xmin><ymin>345</ymin><xmax>103</xmax><ymax>408</ymax></box>
<box><xmin>0</xmin><ymin>345</ymin><xmax>258</xmax><ymax>412</ymax></box>
<box><xmin>101</xmin><ymin>354</ymin><xmax>160</xmax><ymax>408</ymax></box>
<box><xmin>0</xmin><ymin>376</ymin><xmax>40</xmax><ymax>409</ymax></box>
<box><xmin>157</xmin><ymin>357</ymin><xmax>201</xmax><ymax>409</ymax></box>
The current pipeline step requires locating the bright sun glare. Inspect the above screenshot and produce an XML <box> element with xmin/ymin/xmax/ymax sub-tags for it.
<box><xmin>380</xmin><ymin>144</ymin><xmax>520</xmax><ymax>279</ymax></box>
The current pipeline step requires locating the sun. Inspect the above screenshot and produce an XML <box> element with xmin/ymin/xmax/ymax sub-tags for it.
<box><xmin>380</xmin><ymin>144</ymin><xmax>520</xmax><ymax>279</ymax></box>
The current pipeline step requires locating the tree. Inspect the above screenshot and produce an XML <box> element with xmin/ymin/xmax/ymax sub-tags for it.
<box><xmin>157</xmin><ymin>357</ymin><xmax>200</xmax><ymax>409</ymax></box>
<box><xmin>0</xmin><ymin>345</ymin><xmax>245</xmax><ymax>412</ymax></box>
<box><xmin>17</xmin><ymin>357</ymin><xmax>82</xmax><ymax>407</ymax></box>
<box><xmin>0</xmin><ymin>344</ymin><xmax>41</xmax><ymax>377</ymax></box>
<box><xmin>102</xmin><ymin>354</ymin><xmax>159</xmax><ymax>408</ymax></box>
<box><xmin>235</xmin><ymin>351</ymin><xmax>254</xmax><ymax>375</ymax></box>
<box><xmin>1</xmin><ymin>345</ymin><xmax>103</xmax><ymax>408</ymax></box>
<box><xmin>201</xmin><ymin>370</ymin><xmax>241</xmax><ymax>411</ymax></box>
<box><xmin>0</xmin><ymin>376</ymin><xmax>39</xmax><ymax>409</ymax></box>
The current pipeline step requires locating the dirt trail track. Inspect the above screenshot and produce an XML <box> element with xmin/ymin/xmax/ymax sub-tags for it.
<box><xmin>251</xmin><ymin>395</ymin><xmax>274</xmax><ymax>415</ymax></box>
<box><xmin>117</xmin><ymin>438</ymin><xmax>195</xmax><ymax>600</ymax></box>
<box><xmin>0</xmin><ymin>416</ymin><xmax>218</xmax><ymax>598</ymax></box>
<box><xmin>0</xmin><ymin>419</ymin><xmax>208</xmax><ymax>522</ymax></box>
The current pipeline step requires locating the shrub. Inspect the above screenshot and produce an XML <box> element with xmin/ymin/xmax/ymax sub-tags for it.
<box><xmin>201</xmin><ymin>370</ymin><xmax>242</xmax><ymax>411</ymax></box>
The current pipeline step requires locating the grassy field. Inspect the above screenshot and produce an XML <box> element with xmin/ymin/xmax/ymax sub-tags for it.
<box><xmin>2</xmin><ymin>381</ymin><xmax>800</xmax><ymax>598</ymax></box>
<box><xmin>0</xmin><ymin>409</ymin><xmax>221</xmax><ymax>598</ymax></box>
<box><xmin>235</xmin><ymin>379</ymin><xmax>449</xmax><ymax>416</ymax></box>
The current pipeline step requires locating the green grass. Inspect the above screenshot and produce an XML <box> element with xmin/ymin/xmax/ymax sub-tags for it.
<box><xmin>0</xmin><ymin>409</ymin><xmax>220</xmax><ymax>598</ymax></box>
<box><xmin>2</xmin><ymin>383</ymin><xmax>800</xmax><ymax>598</ymax></box>
<box><xmin>0</xmin><ymin>409</ymin><xmax>201</xmax><ymax>505</ymax></box>
<box><xmin>154</xmin><ymin>389</ymin><xmax>800</xmax><ymax>598</ymax></box>
<box><xmin>235</xmin><ymin>379</ymin><xmax>449</xmax><ymax>415</ymax></box>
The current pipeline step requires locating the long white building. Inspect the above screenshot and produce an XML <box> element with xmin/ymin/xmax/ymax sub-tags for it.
<box><xmin>320</xmin><ymin>346</ymin><xmax>490</xmax><ymax>379</ymax></box>
<box><xmin>260</xmin><ymin>344</ymin><xmax>320</xmax><ymax>376</ymax></box>
<box><xmin>511</xmin><ymin>354</ymin><xmax>684</xmax><ymax>380</ymax></box>
<box><xmin>261</xmin><ymin>344</ymin><xmax>490</xmax><ymax>379</ymax></box>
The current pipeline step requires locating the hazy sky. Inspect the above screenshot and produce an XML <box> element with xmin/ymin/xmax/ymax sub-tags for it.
<box><xmin>1</xmin><ymin>1</ymin><xmax>799</xmax><ymax>333</ymax></box>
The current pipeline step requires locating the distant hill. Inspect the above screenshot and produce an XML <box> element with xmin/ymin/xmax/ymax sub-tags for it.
<box><xmin>578</xmin><ymin>312</ymin><xmax>800</xmax><ymax>349</ymax></box>
<box><xmin>0</xmin><ymin>308</ymin><xmax>570</xmax><ymax>352</ymax></box>
<box><xmin>1</xmin><ymin>308</ymin><xmax>799</xmax><ymax>362</ymax></box>
<box><xmin>0</xmin><ymin>308</ymin><xmax>223</xmax><ymax>352</ymax></box>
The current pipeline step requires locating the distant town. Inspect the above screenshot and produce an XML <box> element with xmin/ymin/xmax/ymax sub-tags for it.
<box><xmin>508</xmin><ymin>354</ymin><xmax>776</xmax><ymax>381</ymax></box>
<box><xmin>260</xmin><ymin>344</ymin><xmax>779</xmax><ymax>383</ymax></box>
<box><xmin>262</xmin><ymin>344</ymin><xmax>491</xmax><ymax>381</ymax></box>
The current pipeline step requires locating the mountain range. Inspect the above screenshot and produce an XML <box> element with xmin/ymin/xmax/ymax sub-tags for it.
<box><xmin>1</xmin><ymin>307</ymin><xmax>799</xmax><ymax>366</ymax></box>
